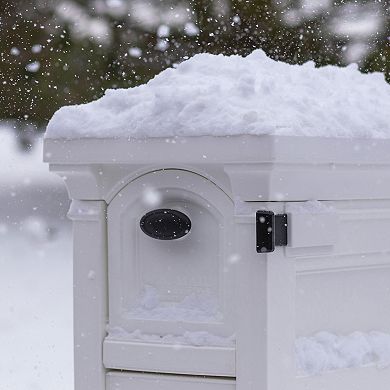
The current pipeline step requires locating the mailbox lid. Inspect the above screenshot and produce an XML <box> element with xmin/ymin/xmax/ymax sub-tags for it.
<box><xmin>44</xmin><ymin>135</ymin><xmax>390</xmax><ymax>165</ymax></box>
<box><xmin>104</xmin><ymin>340</ymin><xmax>236</xmax><ymax>377</ymax></box>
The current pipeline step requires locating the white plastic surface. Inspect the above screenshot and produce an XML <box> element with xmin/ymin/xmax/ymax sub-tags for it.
<box><xmin>103</xmin><ymin>340</ymin><xmax>235</xmax><ymax>376</ymax></box>
<box><xmin>44</xmin><ymin>135</ymin><xmax>390</xmax><ymax>202</ymax></box>
<box><xmin>106</xmin><ymin>372</ymin><xmax>235</xmax><ymax>390</ymax></box>
<box><xmin>67</xmin><ymin>200</ymin><xmax>108</xmax><ymax>390</ymax></box>
<box><xmin>106</xmin><ymin>169</ymin><xmax>236</xmax><ymax>376</ymax></box>
<box><xmin>43</xmin><ymin>134</ymin><xmax>390</xmax><ymax>390</ymax></box>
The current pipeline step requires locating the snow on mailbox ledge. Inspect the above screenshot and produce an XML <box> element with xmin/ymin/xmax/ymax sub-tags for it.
<box><xmin>45</xmin><ymin>49</ymin><xmax>390</xmax><ymax>140</ymax></box>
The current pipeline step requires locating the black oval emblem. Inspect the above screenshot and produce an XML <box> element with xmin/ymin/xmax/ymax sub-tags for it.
<box><xmin>140</xmin><ymin>209</ymin><xmax>191</xmax><ymax>240</ymax></box>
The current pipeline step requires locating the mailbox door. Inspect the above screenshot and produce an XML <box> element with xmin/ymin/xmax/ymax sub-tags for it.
<box><xmin>105</xmin><ymin>169</ymin><xmax>236</xmax><ymax>375</ymax></box>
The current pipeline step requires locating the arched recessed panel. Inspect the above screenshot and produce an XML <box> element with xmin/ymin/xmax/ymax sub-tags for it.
<box><xmin>107</xmin><ymin>170</ymin><xmax>236</xmax><ymax>345</ymax></box>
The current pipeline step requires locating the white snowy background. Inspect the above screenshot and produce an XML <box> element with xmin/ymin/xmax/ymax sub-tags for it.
<box><xmin>0</xmin><ymin>125</ymin><xmax>73</xmax><ymax>390</ymax></box>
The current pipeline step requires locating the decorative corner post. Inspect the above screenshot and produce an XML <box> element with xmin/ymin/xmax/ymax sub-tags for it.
<box><xmin>234</xmin><ymin>211</ymin><xmax>296</xmax><ymax>390</ymax></box>
<box><xmin>67</xmin><ymin>200</ymin><xmax>108</xmax><ymax>390</ymax></box>
<box><xmin>234</xmin><ymin>215</ymin><xmax>268</xmax><ymax>390</ymax></box>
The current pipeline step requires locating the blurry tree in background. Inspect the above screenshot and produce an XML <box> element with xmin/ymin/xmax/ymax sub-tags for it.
<box><xmin>1</xmin><ymin>0</ymin><xmax>389</xmax><ymax>139</ymax></box>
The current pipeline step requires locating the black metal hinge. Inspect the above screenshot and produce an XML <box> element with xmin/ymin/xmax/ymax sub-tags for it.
<box><xmin>256</xmin><ymin>211</ymin><xmax>288</xmax><ymax>253</ymax></box>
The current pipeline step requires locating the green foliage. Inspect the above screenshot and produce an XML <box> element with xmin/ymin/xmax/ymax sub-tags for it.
<box><xmin>1</xmin><ymin>0</ymin><xmax>389</xmax><ymax>131</ymax></box>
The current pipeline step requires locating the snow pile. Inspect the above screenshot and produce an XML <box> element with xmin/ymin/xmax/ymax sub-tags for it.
<box><xmin>296</xmin><ymin>331</ymin><xmax>390</xmax><ymax>376</ymax></box>
<box><xmin>46</xmin><ymin>50</ymin><xmax>390</xmax><ymax>139</ymax></box>
<box><xmin>127</xmin><ymin>285</ymin><xmax>220</xmax><ymax>322</ymax></box>
<box><xmin>108</xmin><ymin>285</ymin><xmax>234</xmax><ymax>347</ymax></box>
<box><xmin>107</xmin><ymin>327</ymin><xmax>235</xmax><ymax>347</ymax></box>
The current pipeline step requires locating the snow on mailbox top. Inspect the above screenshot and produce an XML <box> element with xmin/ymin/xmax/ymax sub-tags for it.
<box><xmin>45</xmin><ymin>49</ymin><xmax>390</xmax><ymax>140</ymax></box>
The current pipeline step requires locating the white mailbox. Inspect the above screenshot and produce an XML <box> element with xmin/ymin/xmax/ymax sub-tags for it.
<box><xmin>44</xmin><ymin>135</ymin><xmax>390</xmax><ymax>390</ymax></box>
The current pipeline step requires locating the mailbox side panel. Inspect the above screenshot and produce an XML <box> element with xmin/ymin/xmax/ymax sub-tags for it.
<box><xmin>235</xmin><ymin>200</ymin><xmax>390</xmax><ymax>390</ymax></box>
<box><xmin>288</xmin><ymin>200</ymin><xmax>390</xmax><ymax>390</ymax></box>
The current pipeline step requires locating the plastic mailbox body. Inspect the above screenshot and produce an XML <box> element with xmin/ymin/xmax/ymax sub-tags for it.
<box><xmin>44</xmin><ymin>135</ymin><xmax>390</xmax><ymax>390</ymax></box>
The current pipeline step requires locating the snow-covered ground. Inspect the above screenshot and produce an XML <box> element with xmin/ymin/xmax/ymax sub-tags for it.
<box><xmin>0</xmin><ymin>126</ymin><xmax>73</xmax><ymax>389</ymax></box>
<box><xmin>0</xmin><ymin>231</ymin><xmax>73</xmax><ymax>390</ymax></box>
